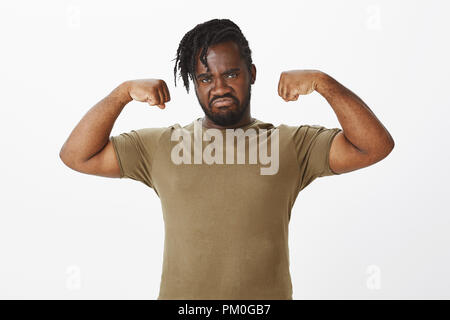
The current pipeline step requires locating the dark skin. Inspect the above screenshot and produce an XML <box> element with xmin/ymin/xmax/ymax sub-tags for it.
<box><xmin>193</xmin><ymin>41</ymin><xmax>256</xmax><ymax>129</ymax></box>
<box><xmin>60</xmin><ymin>40</ymin><xmax>393</xmax><ymax>178</ymax></box>
<box><xmin>277</xmin><ymin>70</ymin><xmax>394</xmax><ymax>174</ymax></box>
<box><xmin>194</xmin><ymin>40</ymin><xmax>394</xmax><ymax>174</ymax></box>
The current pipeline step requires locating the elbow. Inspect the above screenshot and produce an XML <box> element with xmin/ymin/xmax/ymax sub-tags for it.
<box><xmin>59</xmin><ymin>142</ymin><xmax>67</xmax><ymax>161</ymax></box>
<box><xmin>386</xmin><ymin>134</ymin><xmax>395</xmax><ymax>154</ymax></box>
<box><xmin>59</xmin><ymin>149</ymin><xmax>70</xmax><ymax>167</ymax></box>
<box><xmin>59</xmin><ymin>148</ymin><xmax>65</xmax><ymax>160</ymax></box>
<box><xmin>378</xmin><ymin>137</ymin><xmax>395</xmax><ymax>161</ymax></box>
<box><xmin>389</xmin><ymin>139</ymin><xmax>395</xmax><ymax>153</ymax></box>
<box><xmin>379</xmin><ymin>130</ymin><xmax>395</xmax><ymax>158</ymax></box>
<box><xmin>367</xmin><ymin>137</ymin><xmax>395</xmax><ymax>163</ymax></box>
<box><xmin>59</xmin><ymin>143</ymin><xmax>67</xmax><ymax>158</ymax></box>
<box><xmin>59</xmin><ymin>146</ymin><xmax>65</xmax><ymax>160</ymax></box>
<box><xmin>59</xmin><ymin>146</ymin><xmax>74</xmax><ymax>168</ymax></box>
<box><xmin>59</xmin><ymin>147</ymin><xmax>89</xmax><ymax>173</ymax></box>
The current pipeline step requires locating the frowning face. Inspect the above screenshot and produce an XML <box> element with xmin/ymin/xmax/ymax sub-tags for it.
<box><xmin>193</xmin><ymin>40</ymin><xmax>256</xmax><ymax>127</ymax></box>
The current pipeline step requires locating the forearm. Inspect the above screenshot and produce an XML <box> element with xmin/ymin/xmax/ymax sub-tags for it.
<box><xmin>59</xmin><ymin>81</ymin><xmax>132</xmax><ymax>166</ymax></box>
<box><xmin>315</xmin><ymin>72</ymin><xmax>394</xmax><ymax>155</ymax></box>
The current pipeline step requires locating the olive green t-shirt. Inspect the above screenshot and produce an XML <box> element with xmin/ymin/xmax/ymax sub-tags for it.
<box><xmin>111</xmin><ymin>117</ymin><xmax>341</xmax><ymax>300</ymax></box>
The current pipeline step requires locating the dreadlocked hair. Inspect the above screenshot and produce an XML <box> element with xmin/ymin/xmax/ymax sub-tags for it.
<box><xmin>172</xmin><ymin>18</ymin><xmax>253</xmax><ymax>94</ymax></box>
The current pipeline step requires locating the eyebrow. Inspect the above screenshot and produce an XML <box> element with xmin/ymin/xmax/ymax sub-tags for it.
<box><xmin>196</xmin><ymin>68</ymin><xmax>241</xmax><ymax>79</ymax></box>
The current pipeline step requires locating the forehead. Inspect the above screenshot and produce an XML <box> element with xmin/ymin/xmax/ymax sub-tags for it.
<box><xmin>195</xmin><ymin>41</ymin><xmax>243</xmax><ymax>74</ymax></box>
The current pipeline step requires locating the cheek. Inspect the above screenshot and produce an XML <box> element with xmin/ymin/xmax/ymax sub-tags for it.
<box><xmin>200</xmin><ymin>92</ymin><xmax>211</xmax><ymax>105</ymax></box>
<box><xmin>200</xmin><ymin>90</ymin><xmax>209</xmax><ymax>100</ymax></box>
<box><xmin>236</xmin><ymin>83</ymin><xmax>249</xmax><ymax>98</ymax></box>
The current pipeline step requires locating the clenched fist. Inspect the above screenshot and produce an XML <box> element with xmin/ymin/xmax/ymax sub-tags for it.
<box><xmin>125</xmin><ymin>79</ymin><xmax>171</xmax><ymax>109</ymax></box>
<box><xmin>277</xmin><ymin>70</ymin><xmax>324</xmax><ymax>102</ymax></box>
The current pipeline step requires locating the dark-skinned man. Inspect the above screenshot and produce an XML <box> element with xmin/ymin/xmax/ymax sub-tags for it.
<box><xmin>59</xmin><ymin>18</ymin><xmax>394</xmax><ymax>300</ymax></box>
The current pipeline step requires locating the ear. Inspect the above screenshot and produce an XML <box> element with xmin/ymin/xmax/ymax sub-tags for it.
<box><xmin>250</xmin><ymin>64</ymin><xmax>256</xmax><ymax>84</ymax></box>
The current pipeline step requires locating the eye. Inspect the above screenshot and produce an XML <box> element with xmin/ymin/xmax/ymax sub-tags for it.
<box><xmin>200</xmin><ymin>73</ymin><xmax>237</xmax><ymax>83</ymax></box>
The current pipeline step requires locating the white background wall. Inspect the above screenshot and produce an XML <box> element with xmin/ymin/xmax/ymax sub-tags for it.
<box><xmin>0</xmin><ymin>0</ymin><xmax>449</xmax><ymax>299</ymax></box>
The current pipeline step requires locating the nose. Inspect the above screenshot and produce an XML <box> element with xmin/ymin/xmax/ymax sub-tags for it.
<box><xmin>210</xmin><ymin>76</ymin><xmax>232</xmax><ymax>98</ymax></box>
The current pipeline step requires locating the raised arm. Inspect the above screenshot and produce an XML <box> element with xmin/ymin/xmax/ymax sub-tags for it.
<box><xmin>314</xmin><ymin>71</ymin><xmax>395</xmax><ymax>174</ymax></box>
<box><xmin>278</xmin><ymin>70</ymin><xmax>394</xmax><ymax>175</ymax></box>
<box><xmin>59</xmin><ymin>79</ymin><xmax>171</xmax><ymax>178</ymax></box>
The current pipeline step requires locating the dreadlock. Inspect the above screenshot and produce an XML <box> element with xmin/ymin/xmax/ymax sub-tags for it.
<box><xmin>172</xmin><ymin>19</ymin><xmax>253</xmax><ymax>94</ymax></box>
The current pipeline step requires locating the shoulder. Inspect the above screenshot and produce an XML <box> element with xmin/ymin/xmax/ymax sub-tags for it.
<box><xmin>276</xmin><ymin>123</ymin><xmax>327</xmax><ymax>136</ymax></box>
<box><xmin>133</xmin><ymin>123</ymin><xmax>181</xmax><ymax>139</ymax></box>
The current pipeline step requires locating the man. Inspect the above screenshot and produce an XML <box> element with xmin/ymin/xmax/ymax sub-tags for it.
<box><xmin>59</xmin><ymin>18</ymin><xmax>394</xmax><ymax>299</ymax></box>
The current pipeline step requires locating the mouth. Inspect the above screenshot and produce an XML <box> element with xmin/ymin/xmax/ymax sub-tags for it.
<box><xmin>212</xmin><ymin>98</ymin><xmax>234</xmax><ymax>108</ymax></box>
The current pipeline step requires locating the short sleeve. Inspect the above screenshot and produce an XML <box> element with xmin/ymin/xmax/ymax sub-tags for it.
<box><xmin>110</xmin><ymin>127</ymin><xmax>165</xmax><ymax>188</ymax></box>
<box><xmin>285</xmin><ymin>124</ymin><xmax>342</xmax><ymax>192</ymax></box>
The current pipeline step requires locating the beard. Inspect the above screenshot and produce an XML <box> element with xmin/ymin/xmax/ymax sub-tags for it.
<box><xmin>195</xmin><ymin>83</ymin><xmax>251</xmax><ymax>127</ymax></box>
